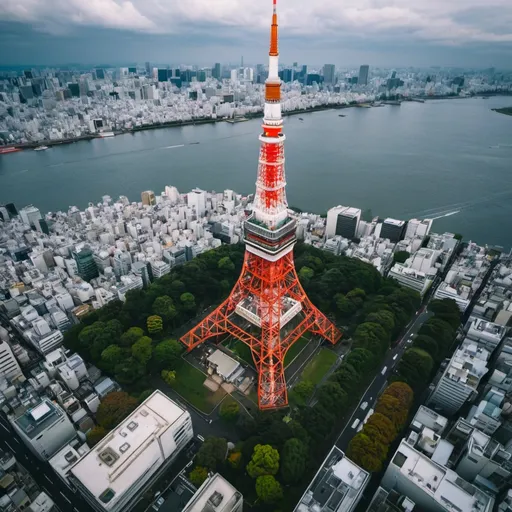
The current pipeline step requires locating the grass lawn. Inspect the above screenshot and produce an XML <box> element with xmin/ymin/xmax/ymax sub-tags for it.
<box><xmin>301</xmin><ymin>348</ymin><xmax>338</xmax><ymax>385</ymax></box>
<box><xmin>284</xmin><ymin>336</ymin><xmax>310</xmax><ymax>367</ymax></box>
<box><xmin>222</xmin><ymin>338</ymin><xmax>254</xmax><ymax>366</ymax></box>
<box><xmin>172</xmin><ymin>362</ymin><xmax>225</xmax><ymax>414</ymax></box>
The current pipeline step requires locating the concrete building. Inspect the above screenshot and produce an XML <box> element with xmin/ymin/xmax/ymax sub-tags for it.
<box><xmin>294</xmin><ymin>446</ymin><xmax>369</xmax><ymax>512</ymax></box>
<box><xmin>388</xmin><ymin>264</ymin><xmax>433</xmax><ymax>296</ymax></box>
<box><xmin>410</xmin><ymin>406</ymin><xmax>449</xmax><ymax>436</ymax></box>
<box><xmin>10</xmin><ymin>399</ymin><xmax>76</xmax><ymax>461</ymax></box>
<box><xmin>69</xmin><ymin>390</ymin><xmax>193</xmax><ymax>512</ymax></box>
<box><xmin>0</xmin><ymin>339</ymin><xmax>23</xmax><ymax>381</ymax></box>
<box><xmin>323</xmin><ymin>64</ymin><xmax>336</xmax><ymax>85</ymax></box>
<box><xmin>358</xmin><ymin>65</ymin><xmax>369</xmax><ymax>86</ymax></box>
<box><xmin>380</xmin><ymin>218</ymin><xmax>406</xmax><ymax>243</ymax></box>
<box><xmin>325</xmin><ymin>206</ymin><xmax>361</xmax><ymax>240</ymax></box>
<box><xmin>429</xmin><ymin>342</ymin><xmax>490</xmax><ymax>415</ymax></box>
<box><xmin>188</xmin><ymin>188</ymin><xmax>206</xmax><ymax>217</ymax></box>
<box><xmin>466</xmin><ymin>318</ymin><xmax>506</xmax><ymax>353</ymax></box>
<box><xmin>141</xmin><ymin>190</ymin><xmax>156</xmax><ymax>206</ymax></box>
<box><xmin>379</xmin><ymin>439</ymin><xmax>494</xmax><ymax>512</ymax></box>
<box><xmin>182</xmin><ymin>473</ymin><xmax>243</xmax><ymax>512</ymax></box>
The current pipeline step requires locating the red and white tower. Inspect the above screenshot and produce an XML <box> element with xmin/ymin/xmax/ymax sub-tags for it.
<box><xmin>180</xmin><ymin>0</ymin><xmax>341</xmax><ymax>410</ymax></box>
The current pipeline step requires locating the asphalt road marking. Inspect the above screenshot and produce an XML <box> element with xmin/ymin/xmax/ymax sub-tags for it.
<box><xmin>13</xmin><ymin>437</ymin><xmax>20</xmax><ymax>444</ymax></box>
<box><xmin>0</xmin><ymin>424</ymin><xmax>9</xmax><ymax>432</ymax></box>
<box><xmin>60</xmin><ymin>492</ymin><xmax>72</xmax><ymax>504</ymax></box>
<box><xmin>5</xmin><ymin>441</ymin><xmax>15</xmax><ymax>453</ymax></box>
<box><xmin>44</xmin><ymin>474</ymin><xmax>53</xmax><ymax>484</ymax></box>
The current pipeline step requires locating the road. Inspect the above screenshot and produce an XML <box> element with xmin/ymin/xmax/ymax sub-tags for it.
<box><xmin>335</xmin><ymin>308</ymin><xmax>432</xmax><ymax>450</ymax></box>
<box><xmin>0</xmin><ymin>415</ymin><xmax>89</xmax><ymax>512</ymax></box>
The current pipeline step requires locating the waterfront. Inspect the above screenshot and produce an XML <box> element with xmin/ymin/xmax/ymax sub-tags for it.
<box><xmin>1</xmin><ymin>96</ymin><xmax>512</xmax><ymax>249</ymax></box>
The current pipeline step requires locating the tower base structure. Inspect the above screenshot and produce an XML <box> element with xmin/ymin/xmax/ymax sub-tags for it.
<box><xmin>180</xmin><ymin>250</ymin><xmax>342</xmax><ymax>409</ymax></box>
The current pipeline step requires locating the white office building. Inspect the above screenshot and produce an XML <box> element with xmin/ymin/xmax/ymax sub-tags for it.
<box><xmin>429</xmin><ymin>342</ymin><xmax>489</xmax><ymax>415</ymax></box>
<box><xmin>466</xmin><ymin>318</ymin><xmax>506</xmax><ymax>353</ymax></box>
<box><xmin>188</xmin><ymin>188</ymin><xmax>207</xmax><ymax>217</ymax></box>
<box><xmin>294</xmin><ymin>446</ymin><xmax>369</xmax><ymax>512</ymax></box>
<box><xmin>388</xmin><ymin>264</ymin><xmax>433</xmax><ymax>296</ymax></box>
<box><xmin>435</xmin><ymin>282</ymin><xmax>471</xmax><ymax>312</ymax></box>
<box><xmin>150</xmin><ymin>260</ymin><xmax>170</xmax><ymax>279</ymax></box>
<box><xmin>69</xmin><ymin>390</ymin><xmax>193</xmax><ymax>512</ymax></box>
<box><xmin>182</xmin><ymin>473</ymin><xmax>243</xmax><ymax>512</ymax></box>
<box><xmin>379</xmin><ymin>439</ymin><xmax>494</xmax><ymax>512</ymax></box>
<box><xmin>0</xmin><ymin>340</ymin><xmax>23</xmax><ymax>381</ymax></box>
<box><xmin>10</xmin><ymin>399</ymin><xmax>76</xmax><ymax>461</ymax></box>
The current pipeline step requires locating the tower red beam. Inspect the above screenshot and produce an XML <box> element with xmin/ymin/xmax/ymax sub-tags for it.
<box><xmin>180</xmin><ymin>0</ymin><xmax>342</xmax><ymax>410</ymax></box>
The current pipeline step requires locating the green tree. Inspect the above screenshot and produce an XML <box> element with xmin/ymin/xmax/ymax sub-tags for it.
<box><xmin>219</xmin><ymin>399</ymin><xmax>240</xmax><ymax>422</ymax></box>
<box><xmin>153</xmin><ymin>339</ymin><xmax>182</xmax><ymax>370</ymax></box>
<box><xmin>413</xmin><ymin>334</ymin><xmax>439</xmax><ymax>360</ymax></box>
<box><xmin>218</xmin><ymin>256</ymin><xmax>235</xmax><ymax>273</ymax></box>
<box><xmin>363</xmin><ymin>413</ymin><xmax>397</xmax><ymax>444</ymax></box>
<box><xmin>114</xmin><ymin>357</ymin><xmax>146</xmax><ymax>385</ymax></box>
<box><xmin>335</xmin><ymin>293</ymin><xmax>354</xmax><ymax>317</ymax></box>
<box><xmin>298</xmin><ymin>266</ymin><xmax>315</xmax><ymax>282</ymax></box>
<box><xmin>330</xmin><ymin>363</ymin><xmax>360</xmax><ymax>394</ymax></box>
<box><xmin>96</xmin><ymin>392</ymin><xmax>138</xmax><ymax>430</ymax></box>
<box><xmin>147</xmin><ymin>315</ymin><xmax>163</xmax><ymax>335</ymax></box>
<box><xmin>100</xmin><ymin>344</ymin><xmax>123</xmax><ymax>369</ymax></box>
<box><xmin>301</xmin><ymin>404</ymin><xmax>336</xmax><ymax>441</ymax></box>
<box><xmin>180</xmin><ymin>292</ymin><xmax>197</xmax><ymax>312</ymax></box>
<box><xmin>247</xmin><ymin>444</ymin><xmax>280</xmax><ymax>478</ymax></box>
<box><xmin>289</xmin><ymin>380</ymin><xmax>314</xmax><ymax>406</ymax></box>
<box><xmin>189</xmin><ymin>466</ymin><xmax>208</xmax><ymax>487</ymax></box>
<box><xmin>138</xmin><ymin>389</ymin><xmax>154</xmax><ymax>403</ymax></box>
<box><xmin>375</xmin><ymin>394</ymin><xmax>408</xmax><ymax>430</ymax></box>
<box><xmin>86</xmin><ymin>426</ymin><xmax>108</xmax><ymax>447</ymax></box>
<box><xmin>393</xmin><ymin>251</ymin><xmax>410</xmax><ymax>264</ymax></box>
<box><xmin>280</xmin><ymin>438</ymin><xmax>308</xmax><ymax>484</ymax></box>
<box><xmin>119</xmin><ymin>327</ymin><xmax>145</xmax><ymax>347</ymax></box>
<box><xmin>196</xmin><ymin>437</ymin><xmax>228</xmax><ymax>471</ymax></box>
<box><xmin>454</xmin><ymin>233</ymin><xmax>463</xmax><ymax>241</ymax></box>
<box><xmin>152</xmin><ymin>296</ymin><xmax>178</xmax><ymax>324</ymax></box>
<box><xmin>161</xmin><ymin>370</ymin><xmax>176</xmax><ymax>385</ymax></box>
<box><xmin>395</xmin><ymin>348</ymin><xmax>434</xmax><ymax>390</ymax></box>
<box><xmin>132</xmin><ymin>336</ymin><xmax>153</xmax><ymax>366</ymax></box>
<box><xmin>346</xmin><ymin>288</ymin><xmax>366</xmax><ymax>308</ymax></box>
<box><xmin>255</xmin><ymin>475</ymin><xmax>283</xmax><ymax>504</ymax></box>
<box><xmin>428</xmin><ymin>299</ymin><xmax>461</xmax><ymax>329</ymax></box>
<box><xmin>347</xmin><ymin>433</ymin><xmax>388</xmax><ymax>472</ymax></box>
<box><xmin>345</xmin><ymin>348</ymin><xmax>375</xmax><ymax>372</ymax></box>
<box><xmin>365</xmin><ymin>310</ymin><xmax>396</xmax><ymax>333</ymax></box>
<box><xmin>316</xmin><ymin>382</ymin><xmax>348</xmax><ymax>413</ymax></box>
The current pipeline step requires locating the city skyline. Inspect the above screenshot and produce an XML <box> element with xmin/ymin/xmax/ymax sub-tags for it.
<box><xmin>1</xmin><ymin>0</ymin><xmax>512</xmax><ymax>68</ymax></box>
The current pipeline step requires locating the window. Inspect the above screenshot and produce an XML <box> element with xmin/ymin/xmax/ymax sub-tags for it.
<box><xmin>99</xmin><ymin>488</ymin><xmax>116</xmax><ymax>504</ymax></box>
<box><xmin>392</xmin><ymin>452</ymin><xmax>407</xmax><ymax>468</ymax></box>
<box><xmin>140</xmin><ymin>409</ymin><xmax>148</xmax><ymax>417</ymax></box>
<box><xmin>127</xmin><ymin>421</ymin><xmax>138</xmax><ymax>431</ymax></box>
<box><xmin>119</xmin><ymin>443</ymin><xmax>130</xmax><ymax>453</ymax></box>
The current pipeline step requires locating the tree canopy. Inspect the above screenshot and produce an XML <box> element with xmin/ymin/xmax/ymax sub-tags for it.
<box><xmin>96</xmin><ymin>391</ymin><xmax>138</xmax><ymax>430</ymax></box>
<box><xmin>255</xmin><ymin>475</ymin><xmax>283</xmax><ymax>504</ymax></box>
<box><xmin>247</xmin><ymin>444</ymin><xmax>280</xmax><ymax>478</ymax></box>
<box><xmin>280</xmin><ymin>438</ymin><xmax>308</xmax><ymax>484</ymax></box>
<box><xmin>196</xmin><ymin>437</ymin><xmax>227</xmax><ymax>471</ymax></box>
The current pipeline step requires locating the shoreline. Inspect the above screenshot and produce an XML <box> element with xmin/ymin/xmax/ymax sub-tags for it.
<box><xmin>3</xmin><ymin>92</ymin><xmax>511</xmax><ymax>150</ymax></box>
<box><xmin>492</xmin><ymin>107</ymin><xmax>512</xmax><ymax>117</ymax></box>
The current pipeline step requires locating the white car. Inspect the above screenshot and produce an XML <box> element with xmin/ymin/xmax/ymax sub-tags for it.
<box><xmin>361</xmin><ymin>402</ymin><xmax>368</xmax><ymax>410</ymax></box>
<box><xmin>351</xmin><ymin>419</ymin><xmax>361</xmax><ymax>429</ymax></box>
<box><xmin>152</xmin><ymin>497</ymin><xmax>165</xmax><ymax>510</ymax></box>
<box><xmin>393</xmin><ymin>354</ymin><xmax>398</xmax><ymax>361</ymax></box>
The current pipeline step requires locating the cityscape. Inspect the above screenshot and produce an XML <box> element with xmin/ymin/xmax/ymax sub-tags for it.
<box><xmin>1</xmin><ymin>0</ymin><xmax>512</xmax><ymax>512</ymax></box>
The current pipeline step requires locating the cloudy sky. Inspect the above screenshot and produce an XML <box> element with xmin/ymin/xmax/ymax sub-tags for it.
<box><xmin>0</xmin><ymin>0</ymin><xmax>511</xmax><ymax>68</ymax></box>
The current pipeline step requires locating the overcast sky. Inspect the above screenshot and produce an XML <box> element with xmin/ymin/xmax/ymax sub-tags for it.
<box><xmin>0</xmin><ymin>0</ymin><xmax>511</xmax><ymax>68</ymax></box>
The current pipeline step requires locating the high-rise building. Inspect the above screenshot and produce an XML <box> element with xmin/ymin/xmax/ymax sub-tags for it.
<box><xmin>72</xmin><ymin>247</ymin><xmax>99</xmax><ymax>281</ymax></box>
<box><xmin>157</xmin><ymin>69</ymin><xmax>168</xmax><ymax>82</ymax></box>
<box><xmin>380</xmin><ymin>218</ymin><xmax>406</xmax><ymax>242</ymax></box>
<box><xmin>323</xmin><ymin>64</ymin><xmax>335</xmax><ymax>85</ymax></box>
<box><xmin>358</xmin><ymin>65</ymin><xmax>369</xmax><ymax>86</ymax></box>
<box><xmin>428</xmin><ymin>342</ymin><xmax>490</xmax><ymax>415</ymax></box>
<box><xmin>212</xmin><ymin>63</ymin><xmax>221</xmax><ymax>80</ymax></box>
<box><xmin>188</xmin><ymin>188</ymin><xmax>206</xmax><ymax>217</ymax></box>
<box><xmin>294</xmin><ymin>446</ymin><xmax>369</xmax><ymax>512</ymax></box>
<box><xmin>95</xmin><ymin>68</ymin><xmax>105</xmax><ymax>80</ymax></box>
<box><xmin>180</xmin><ymin>0</ymin><xmax>341</xmax><ymax>410</ymax></box>
<box><xmin>0</xmin><ymin>340</ymin><xmax>23</xmax><ymax>381</ymax></box>
<box><xmin>10</xmin><ymin>399</ymin><xmax>76</xmax><ymax>461</ymax></box>
<box><xmin>69</xmin><ymin>390</ymin><xmax>193</xmax><ymax>512</ymax></box>
<box><xmin>182</xmin><ymin>473</ymin><xmax>243</xmax><ymax>512</ymax></box>
<box><xmin>19</xmin><ymin>205</ymin><xmax>42</xmax><ymax>228</ymax></box>
<box><xmin>141</xmin><ymin>190</ymin><xmax>156</xmax><ymax>206</ymax></box>
<box><xmin>326</xmin><ymin>206</ymin><xmax>361</xmax><ymax>239</ymax></box>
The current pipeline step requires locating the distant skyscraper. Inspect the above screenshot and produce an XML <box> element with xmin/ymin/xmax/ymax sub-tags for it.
<box><xmin>72</xmin><ymin>247</ymin><xmax>99</xmax><ymax>282</ymax></box>
<box><xmin>145</xmin><ymin>61</ymin><xmax>151</xmax><ymax>75</ymax></box>
<box><xmin>212</xmin><ymin>62</ymin><xmax>221</xmax><ymax>79</ymax></box>
<box><xmin>95</xmin><ymin>68</ymin><xmax>105</xmax><ymax>80</ymax></box>
<box><xmin>358</xmin><ymin>65</ymin><xmax>369</xmax><ymax>86</ymax></box>
<box><xmin>323</xmin><ymin>64</ymin><xmax>335</xmax><ymax>85</ymax></box>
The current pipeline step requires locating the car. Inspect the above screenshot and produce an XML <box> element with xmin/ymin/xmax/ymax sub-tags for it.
<box><xmin>393</xmin><ymin>354</ymin><xmax>398</xmax><ymax>361</ymax></box>
<box><xmin>360</xmin><ymin>402</ymin><xmax>368</xmax><ymax>410</ymax></box>
<box><xmin>407</xmin><ymin>338</ymin><xmax>413</xmax><ymax>343</ymax></box>
<box><xmin>152</xmin><ymin>497</ymin><xmax>165</xmax><ymax>510</ymax></box>
<box><xmin>381</xmin><ymin>366</ymin><xmax>388</xmax><ymax>375</ymax></box>
<box><xmin>351</xmin><ymin>419</ymin><xmax>361</xmax><ymax>429</ymax></box>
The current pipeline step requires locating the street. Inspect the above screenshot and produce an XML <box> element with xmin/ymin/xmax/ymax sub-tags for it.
<box><xmin>0</xmin><ymin>415</ymin><xmax>89</xmax><ymax>512</ymax></box>
<box><xmin>335</xmin><ymin>308</ymin><xmax>432</xmax><ymax>450</ymax></box>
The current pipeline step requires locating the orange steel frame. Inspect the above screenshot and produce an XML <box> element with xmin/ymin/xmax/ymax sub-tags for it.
<box><xmin>180</xmin><ymin>250</ymin><xmax>342</xmax><ymax>409</ymax></box>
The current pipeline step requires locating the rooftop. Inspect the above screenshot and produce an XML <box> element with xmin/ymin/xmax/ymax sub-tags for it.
<box><xmin>390</xmin><ymin>440</ymin><xmax>493</xmax><ymax>512</ymax></box>
<box><xmin>383</xmin><ymin>218</ymin><xmax>405</xmax><ymax>227</ymax></box>
<box><xmin>14</xmin><ymin>399</ymin><xmax>64</xmax><ymax>439</ymax></box>
<box><xmin>182</xmin><ymin>473</ymin><xmax>242</xmax><ymax>512</ymax></box>
<box><xmin>294</xmin><ymin>446</ymin><xmax>369</xmax><ymax>512</ymax></box>
<box><xmin>70</xmin><ymin>390</ymin><xmax>189</xmax><ymax>510</ymax></box>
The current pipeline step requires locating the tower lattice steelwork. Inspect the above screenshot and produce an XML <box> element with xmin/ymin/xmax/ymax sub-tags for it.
<box><xmin>180</xmin><ymin>0</ymin><xmax>342</xmax><ymax>409</ymax></box>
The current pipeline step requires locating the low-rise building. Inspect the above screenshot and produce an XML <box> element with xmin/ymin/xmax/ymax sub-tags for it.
<box><xmin>69</xmin><ymin>390</ymin><xmax>193</xmax><ymax>512</ymax></box>
<box><xmin>294</xmin><ymin>446</ymin><xmax>369</xmax><ymax>512</ymax></box>
<box><xmin>182</xmin><ymin>473</ymin><xmax>243</xmax><ymax>512</ymax></box>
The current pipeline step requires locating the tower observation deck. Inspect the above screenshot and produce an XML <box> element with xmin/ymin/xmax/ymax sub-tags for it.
<box><xmin>180</xmin><ymin>0</ymin><xmax>342</xmax><ymax>409</ymax></box>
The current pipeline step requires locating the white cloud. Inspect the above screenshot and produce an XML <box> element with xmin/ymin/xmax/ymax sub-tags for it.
<box><xmin>0</xmin><ymin>0</ymin><xmax>511</xmax><ymax>45</ymax></box>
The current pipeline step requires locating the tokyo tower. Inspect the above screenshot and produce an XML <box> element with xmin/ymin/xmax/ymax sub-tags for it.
<box><xmin>180</xmin><ymin>0</ymin><xmax>341</xmax><ymax>409</ymax></box>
